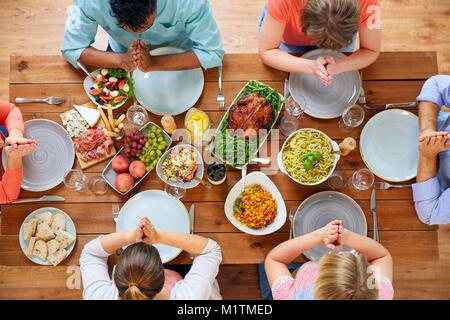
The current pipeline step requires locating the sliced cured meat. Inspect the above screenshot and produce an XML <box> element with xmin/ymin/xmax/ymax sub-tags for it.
<box><xmin>74</xmin><ymin>127</ymin><xmax>113</xmax><ymax>162</ymax></box>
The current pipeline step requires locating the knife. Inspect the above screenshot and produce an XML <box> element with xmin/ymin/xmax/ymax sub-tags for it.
<box><xmin>365</xmin><ymin>102</ymin><xmax>417</xmax><ymax>110</ymax></box>
<box><xmin>189</xmin><ymin>204</ymin><xmax>195</xmax><ymax>260</ymax></box>
<box><xmin>12</xmin><ymin>195</ymin><xmax>65</xmax><ymax>204</ymax></box>
<box><xmin>370</xmin><ymin>189</ymin><xmax>379</xmax><ymax>242</ymax></box>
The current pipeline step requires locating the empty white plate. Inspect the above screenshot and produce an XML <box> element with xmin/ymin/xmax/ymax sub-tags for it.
<box><xmin>132</xmin><ymin>47</ymin><xmax>204</xmax><ymax>115</ymax></box>
<box><xmin>360</xmin><ymin>109</ymin><xmax>419</xmax><ymax>182</ymax></box>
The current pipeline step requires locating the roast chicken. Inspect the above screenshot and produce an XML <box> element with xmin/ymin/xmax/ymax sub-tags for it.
<box><xmin>227</xmin><ymin>93</ymin><xmax>273</xmax><ymax>139</ymax></box>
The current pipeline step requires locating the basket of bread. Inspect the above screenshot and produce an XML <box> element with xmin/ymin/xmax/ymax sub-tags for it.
<box><xmin>20</xmin><ymin>208</ymin><xmax>76</xmax><ymax>266</ymax></box>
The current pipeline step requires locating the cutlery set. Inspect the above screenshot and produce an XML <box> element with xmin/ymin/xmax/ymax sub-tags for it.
<box><xmin>370</xmin><ymin>182</ymin><xmax>412</xmax><ymax>242</ymax></box>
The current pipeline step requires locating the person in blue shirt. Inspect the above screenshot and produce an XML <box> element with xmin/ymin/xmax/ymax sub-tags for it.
<box><xmin>61</xmin><ymin>0</ymin><xmax>224</xmax><ymax>72</ymax></box>
<box><xmin>412</xmin><ymin>75</ymin><xmax>450</xmax><ymax>225</ymax></box>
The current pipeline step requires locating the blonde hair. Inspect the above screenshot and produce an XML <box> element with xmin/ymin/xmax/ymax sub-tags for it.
<box><xmin>314</xmin><ymin>252</ymin><xmax>379</xmax><ymax>300</ymax></box>
<box><xmin>301</xmin><ymin>0</ymin><xmax>361</xmax><ymax>49</ymax></box>
<box><xmin>114</xmin><ymin>242</ymin><xmax>165</xmax><ymax>300</ymax></box>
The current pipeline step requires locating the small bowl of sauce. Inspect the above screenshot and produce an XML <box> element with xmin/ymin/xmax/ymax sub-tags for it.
<box><xmin>206</xmin><ymin>162</ymin><xmax>227</xmax><ymax>185</ymax></box>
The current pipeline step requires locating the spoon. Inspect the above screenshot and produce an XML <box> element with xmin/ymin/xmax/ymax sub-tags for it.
<box><xmin>76</xmin><ymin>60</ymin><xmax>96</xmax><ymax>81</ymax></box>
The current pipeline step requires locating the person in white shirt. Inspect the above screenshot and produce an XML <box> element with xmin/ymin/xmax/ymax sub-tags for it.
<box><xmin>80</xmin><ymin>216</ymin><xmax>222</xmax><ymax>300</ymax></box>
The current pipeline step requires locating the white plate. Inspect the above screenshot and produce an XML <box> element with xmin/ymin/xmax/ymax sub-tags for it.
<box><xmin>289</xmin><ymin>49</ymin><xmax>361</xmax><ymax>119</ymax></box>
<box><xmin>293</xmin><ymin>191</ymin><xmax>367</xmax><ymax>261</ymax></box>
<box><xmin>19</xmin><ymin>207</ymin><xmax>77</xmax><ymax>266</ymax></box>
<box><xmin>116</xmin><ymin>190</ymin><xmax>190</xmax><ymax>263</ymax></box>
<box><xmin>2</xmin><ymin>119</ymin><xmax>75</xmax><ymax>192</ymax></box>
<box><xmin>156</xmin><ymin>144</ymin><xmax>204</xmax><ymax>189</ymax></box>
<box><xmin>83</xmin><ymin>69</ymin><xmax>130</xmax><ymax>110</ymax></box>
<box><xmin>278</xmin><ymin>128</ymin><xmax>340</xmax><ymax>186</ymax></box>
<box><xmin>132</xmin><ymin>47</ymin><xmax>204</xmax><ymax>115</ymax></box>
<box><xmin>360</xmin><ymin>109</ymin><xmax>419</xmax><ymax>182</ymax></box>
<box><xmin>224</xmin><ymin>171</ymin><xmax>287</xmax><ymax>235</ymax></box>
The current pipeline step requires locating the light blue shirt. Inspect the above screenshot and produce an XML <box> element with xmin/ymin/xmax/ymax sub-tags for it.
<box><xmin>61</xmin><ymin>0</ymin><xmax>224</xmax><ymax>70</ymax></box>
<box><xmin>412</xmin><ymin>75</ymin><xmax>450</xmax><ymax>225</ymax></box>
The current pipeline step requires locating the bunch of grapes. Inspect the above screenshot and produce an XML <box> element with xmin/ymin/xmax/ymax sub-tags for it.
<box><xmin>138</xmin><ymin>126</ymin><xmax>168</xmax><ymax>171</ymax></box>
<box><xmin>123</xmin><ymin>130</ymin><xmax>147</xmax><ymax>158</ymax></box>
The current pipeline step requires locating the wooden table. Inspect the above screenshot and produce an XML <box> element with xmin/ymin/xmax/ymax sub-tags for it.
<box><xmin>0</xmin><ymin>52</ymin><xmax>440</xmax><ymax>299</ymax></box>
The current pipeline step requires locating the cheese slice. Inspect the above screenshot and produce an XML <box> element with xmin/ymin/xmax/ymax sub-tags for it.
<box><xmin>73</xmin><ymin>105</ymin><xmax>101</xmax><ymax>127</ymax></box>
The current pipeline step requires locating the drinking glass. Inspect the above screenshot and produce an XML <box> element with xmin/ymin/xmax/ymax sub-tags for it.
<box><xmin>349</xmin><ymin>168</ymin><xmax>375</xmax><ymax>192</ymax></box>
<box><xmin>164</xmin><ymin>184</ymin><xmax>186</xmax><ymax>199</ymax></box>
<box><xmin>338</xmin><ymin>104</ymin><xmax>365</xmax><ymax>132</ymax></box>
<box><xmin>280</xmin><ymin>95</ymin><xmax>306</xmax><ymax>137</ymax></box>
<box><xmin>126</xmin><ymin>104</ymin><xmax>148</xmax><ymax>129</ymax></box>
<box><xmin>88</xmin><ymin>176</ymin><xmax>108</xmax><ymax>195</ymax></box>
<box><xmin>328</xmin><ymin>171</ymin><xmax>348</xmax><ymax>190</ymax></box>
<box><xmin>63</xmin><ymin>169</ymin><xmax>87</xmax><ymax>192</ymax></box>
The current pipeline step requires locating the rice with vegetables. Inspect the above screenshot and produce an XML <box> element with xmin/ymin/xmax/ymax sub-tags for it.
<box><xmin>233</xmin><ymin>184</ymin><xmax>278</xmax><ymax>229</ymax></box>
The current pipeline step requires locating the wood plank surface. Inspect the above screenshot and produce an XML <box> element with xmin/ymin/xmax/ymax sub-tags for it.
<box><xmin>2</xmin><ymin>52</ymin><xmax>446</xmax><ymax>300</ymax></box>
<box><xmin>9</xmin><ymin>52</ymin><xmax>437</xmax><ymax>85</ymax></box>
<box><xmin>0</xmin><ymin>231</ymin><xmax>439</xmax><ymax>266</ymax></box>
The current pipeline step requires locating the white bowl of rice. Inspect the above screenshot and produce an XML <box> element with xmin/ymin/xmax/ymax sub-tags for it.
<box><xmin>277</xmin><ymin>128</ymin><xmax>340</xmax><ymax>186</ymax></box>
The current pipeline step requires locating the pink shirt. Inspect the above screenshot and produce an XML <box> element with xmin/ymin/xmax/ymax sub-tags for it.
<box><xmin>272</xmin><ymin>261</ymin><xmax>394</xmax><ymax>300</ymax></box>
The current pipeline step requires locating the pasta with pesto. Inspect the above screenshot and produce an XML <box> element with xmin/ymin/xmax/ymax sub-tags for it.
<box><xmin>281</xmin><ymin>129</ymin><xmax>335</xmax><ymax>184</ymax></box>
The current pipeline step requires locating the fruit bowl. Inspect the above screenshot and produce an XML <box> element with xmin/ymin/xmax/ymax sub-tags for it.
<box><xmin>102</xmin><ymin>122</ymin><xmax>172</xmax><ymax>195</ymax></box>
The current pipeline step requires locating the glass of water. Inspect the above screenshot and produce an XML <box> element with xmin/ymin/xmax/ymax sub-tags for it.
<box><xmin>349</xmin><ymin>168</ymin><xmax>375</xmax><ymax>192</ymax></box>
<box><xmin>164</xmin><ymin>184</ymin><xmax>186</xmax><ymax>200</ymax></box>
<box><xmin>338</xmin><ymin>104</ymin><xmax>365</xmax><ymax>132</ymax></box>
<box><xmin>328</xmin><ymin>171</ymin><xmax>348</xmax><ymax>190</ymax></box>
<box><xmin>63</xmin><ymin>169</ymin><xmax>87</xmax><ymax>192</ymax></box>
<box><xmin>126</xmin><ymin>104</ymin><xmax>148</xmax><ymax>129</ymax></box>
<box><xmin>280</xmin><ymin>95</ymin><xmax>305</xmax><ymax>137</ymax></box>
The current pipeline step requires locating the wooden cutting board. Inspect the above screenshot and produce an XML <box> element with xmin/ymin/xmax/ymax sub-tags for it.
<box><xmin>60</xmin><ymin>101</ymin><xmax>117</xmax><ymax>170</ymax></box>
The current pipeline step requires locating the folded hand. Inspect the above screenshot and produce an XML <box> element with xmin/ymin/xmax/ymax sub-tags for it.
<box><xmin>320</xmin><ymin>220</ymin><xmax>344</xmax><ymax>251</ymax></box>
<box><xmin>134</xmin><ymin>39</ymin><xmax>153</xmax><ymax>72</ymax></box>
<box><xmin>419</xmin><ymin>134</ymin><xmax>450</xmax><ymax>159</ymax></box>
<box><xmin>4</xmin><ymin>141</ymin><xmax>38</xmax><ymax>158</ymax></box>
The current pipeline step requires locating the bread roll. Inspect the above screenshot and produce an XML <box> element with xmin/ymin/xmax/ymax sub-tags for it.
<box><xmin>50</xmin><ymin>214</ymin><xmax>66</xmax><ymax>233</ymax></box>
<box><xmin>32</xmin><ymin>240</ymin><xmax>48</xmax><ymax>261</ymax></box>
<box><xmin>35</xmin><ymin>211</ymin><xmax>53</xmax><ymax>226</ymax></box>
<box><xmin>23</xmin><ymin>218</ymin><xmax>37</xmax><ymax>241</ymax></box>
<box><xmin>27</xmin><ymin>237</ymin><xmax>36</xmax><ymax>256</ymax></box>
<box><xmin>35</xmin><ymin>223</ymin><xmax>55</xmax><ymax>242</ymax></box>
<box><xmin>55</xmin><ymin>231</ymin><xmax>75</xmax><ymax>249</ymax></box>
<box><xmin>47</xmin><ymin>248</ymin><xmax>67</xmax><ymax>267</ymax></box>
<box><xmin>47</xmin><ymin>239</ymin><xmax>61</xmax><ymax>255</ymax></box>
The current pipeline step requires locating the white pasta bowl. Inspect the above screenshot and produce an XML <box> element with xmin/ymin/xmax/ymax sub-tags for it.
<box><xmin>277</xmin><ymin>128</ymin><xmax>340</xmax><ymax>186</ymax></box>
<box><xmin>224</xmin><ymin>171</ymin><xmax>287</xmax><ymax>235</ymax></box>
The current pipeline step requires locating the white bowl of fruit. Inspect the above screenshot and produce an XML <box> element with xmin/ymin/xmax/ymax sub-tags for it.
<box><xmin>102</xmin><ymin>122</ymin><xmax>172</xmax><ymax>195</ymax></box>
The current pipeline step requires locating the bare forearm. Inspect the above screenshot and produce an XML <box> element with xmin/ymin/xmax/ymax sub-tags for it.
<box><xmin>416</xmin><ymin>155</ymin><xmax>437</xmax><ymax>183</ymax></box>
<box><xmin>418</xmin><ymin>101</ymin><xmax>440</xmax><ymax>134</ymax></box>
<box><xmin>333</xmin><ymin>48</ymin><xmax>379</xmax><ymax>74</ymax></box>
<box><xmin>343</xmin><ymin>229</ymin><xmax>389</xmax><ymax>263</ymax></box>
<box><xmin>100</xmin><ymin>229</ymin><xmax>136</xmax><ymax>254</ymax></box>
<box><xmin>146</xmin><ymin>51</ymin><xmax>201</xmax><ymax>72</ymax></box>
<box><xmin>79</xmin><ymin>47</ymin><xmax>125</xmax><ymax>69</ymax></box>
<box><xmin>260</xmin><ymin>49</ymin><xmax>313</xmax><ymax>74</ymax></box>
<box><xmin>266</xmin><ymin>229</ymin><xmax>322</xmax><ymax>264</ymax></box>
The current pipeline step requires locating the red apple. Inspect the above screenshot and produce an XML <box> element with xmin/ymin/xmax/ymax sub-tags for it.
<box><xmin>112</xmin><ymin>155</ymin><xmax>130</xmax><ymax>173</ymax></box>
<box><xmin>129</xmin><ymin>160</ymin><xmax>146</xmax><ymax>179</ymax></box>
<box><xmin>114</xmin><ymin>173</ymin><xmax>134</xmax><ymax>193</ymax></box>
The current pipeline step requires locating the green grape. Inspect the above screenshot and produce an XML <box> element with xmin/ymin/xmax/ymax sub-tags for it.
<box><xmin>157</xmin><ymin>144</ymin><xmax>166</xmax><ymax>150</ymax></box>
<box><xmin>156</xmin><ymin>128</ymin><xmax>162</xmax><ymax>134</ymax></box>
<box><xmin>146</xmin><ymin>166</ymin><xmax>151</xmax><ymax>171</ymax></box>
<box><xmin>157</xmin><ymin>136</ymin><xmax>164</xmax><ymax>142</ymax></box>
<box><xmin>152</xmin><ymin>159</ymin><xmax>158</xmax><ymax>165</ymax></box>
<box><xmin>156</xmin><ymin>150</ymin><xmax>162</xmax><ymax>156</ymax></box>
<box><xmin>151</xmin><ymin>126</ymin><xmax>157</xmax><ymax>133</ymax></box>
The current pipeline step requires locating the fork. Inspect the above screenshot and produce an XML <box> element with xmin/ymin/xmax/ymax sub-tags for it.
<box><xmin>217</xmin><ymin>66</ymin><xmax>224</xmax><ymax>108</ymax></box>
<box><xmin>112</xmin><ymin>204</ymin><xmax>120</xmax><ymax>223</ymax></box>
<box><xmin>15</xmin><ymin>97</ymin><xmax>65</xmax><ymax>105</ymax></box>
<box><xmin>375</xmin><ymin>182</ymin><xmax>412</xmax><ymax>190</ymax></box>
